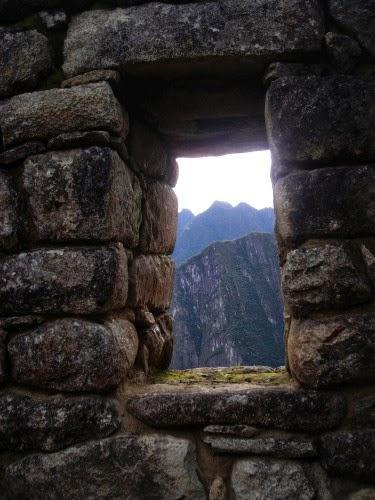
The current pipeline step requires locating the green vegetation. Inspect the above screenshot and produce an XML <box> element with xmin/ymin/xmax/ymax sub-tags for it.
<box><xmin>154</xmin><ymin>367</ymin><xmax>290</xmax><ymax>386</ymax></box>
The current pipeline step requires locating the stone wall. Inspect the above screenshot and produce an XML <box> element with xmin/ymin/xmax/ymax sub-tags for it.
<box><xmin>0</xmin><ymin>0</ymin><xmax>374</xmax><ymax>498</ymax></box>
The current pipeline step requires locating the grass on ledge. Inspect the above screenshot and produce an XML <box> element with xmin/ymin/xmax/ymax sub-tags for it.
<box><xmin>153</xmin><ymin>366</ymin><xmax>290</xmax><ymax>386</ymax></box>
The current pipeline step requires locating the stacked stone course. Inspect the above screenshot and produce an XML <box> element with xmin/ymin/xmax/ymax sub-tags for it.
<box><xmin>0</xmin><ymin>0</ymin><xmax>374</xmax><ymax>498</ymax></box>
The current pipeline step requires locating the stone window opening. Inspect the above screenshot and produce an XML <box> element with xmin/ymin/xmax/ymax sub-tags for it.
<box><xmin>0</xmin><ymin>1</ymin><xmax>374</xmax><ymax>496</ymax></box>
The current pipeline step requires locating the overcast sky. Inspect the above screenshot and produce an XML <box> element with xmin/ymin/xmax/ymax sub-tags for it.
<box><xmin>174</xmin><ymin>150</ymin><xmax>273</xmax><ymax>215</ymax></box>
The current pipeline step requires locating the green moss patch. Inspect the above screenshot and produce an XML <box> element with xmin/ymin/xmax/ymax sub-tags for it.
<box><xmin>153</xmin><ymin>366</ymin><xmax>290</xmax><ymax>386</ymax></box>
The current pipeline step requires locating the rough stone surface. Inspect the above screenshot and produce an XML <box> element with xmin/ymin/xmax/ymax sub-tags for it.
<box><xmin>129</xmin><ymin>120</ymin><xmax>169</xmax><ymax>179</ymax></box>
<box><xmin>274</xmin><ymin>166</ymin><xmax>375</xmax><ymax>245</ymax></box>
<box><xmin>204</xmin><ymin>425</ymin><xmax>260</xmax><ymax>438</ymax></box>
<box><xmin>0</xmin><ymin>141</ymin><xmax>46</xmax><ymax>166</ymax></box>
<box><xmin>351</xmin><ymin>396</ymin><xmax>375</xmax><ymax>428</ymax></box>
<box><xmin>350</xmin><ymin>491</ymin><xmax>375</xmax><ymax>500</ymax></box>
<box><xmin>325</xmin><ymin>32</ymin><xmax>362</xmax><ymax>73</ymax></box>
<box><xmin>329</xmin><ymin>0</ymin><xmax>375</xmax><ymax>57</ymax></box>
<box><xmin>263</xmin><ymin>62</ymin><xmax>324</xmax><ymax>86</ymax></box>
<box><xmin>320</xmin><ymin>431</ymin><xmax>375</xmax><ymax>484</ymax></box>
<box><xmin>141</xmin><ymin>313</ymin><xmax>174</xmax><ymax>373</ymax></box>
<box><xmin>39</xmin><ymin>9</ymin><xmax>67</xmax><ymax>30</ymax></box>
<box><xmin>266</xmin><ymin>76</ymin><xmax>375</xmax><ymax>164</ymax></box>
<box><xmin>288</xmin><ymin>313</ymin><xmax>375</xmax><ymax>388</ymax></box>
<box><xmin>0</xmin><ymin>392</ymin><xmax>120</xmax><ymax>452</ymax></box>
<box><xmin>0</xmin><ymin>82</ymin><xmax>126</xmax><ymax>148</ymax></box>
<box><xmin>0</xmin><ymin>244</ymin><xmax>128</xmax><ymax>316</ymax></box>
<box><xmin>139</xmin><ymin>180</ymin><xmax>178</xmax><ymax>254</ymax></box>
<box><xmin>0</xmin><ymin>172</ymin><xmax>19</xmax><ymax>252</ymax></box>
<box><xmin>63</xmin><ymin>0</ymin><xmax>324</xmax><ymax>77</ymax></box>
<box><xmin>231</xmin><ymin>458</ymin><xmax>315</xmax><ymax>500</ymax></box>
<box><xmin>204</xmin><ymin>435</ymin><xmax>317</xmax><ymax>458</ymax></box>
<box><xmin>1</xmin><ymin>434</ymin><xmax>205</xmax><ymax>499</ymax></box>
<box><xmin>0</xmin><ymin>29</ymin><xmax>51</xmax><ymax>98</ymax></box>
<box><xmin>0</xmin><ymin>329</ymin><xmax>6</xmax><ymax>385</ymax></box>
<box><xmin>47</xmin><ymin>130</ymin><xmax>111</xmax><ymax>150</ymax></box>
<box><xmin>22</xmin><ymin>147</ymin><xmax>142</xmax><ymax>246</ymax></box>
<box><xmin>209</xmin><ymin>476</ymin><xmax>226</xmax><ymax>500</ymax></box>
<box><xmin>8</xmin><ymin>317</ymin><xmax>138</xmax><ymax>392</ymax></box>
<box><xmin>129</xmin><ymin>255</ymin><xmax>175</xmax><ymax>311</ymax></box>
<box><xmin>127</xmin><ymin>388</ymin><xmax>346</xmax><ymax>433</ymax></box>
<box><xmin>282</xmin><ymin>243</ymin><xmax>371</xmax><ymax>316</ymax></box>
<box><xmin>61</xmin><ymin>69</ymin><xmax>121</xmax><ymax>89</ymax></box>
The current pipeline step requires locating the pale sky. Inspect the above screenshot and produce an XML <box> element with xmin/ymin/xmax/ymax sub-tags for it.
<box><xmin>175</xmin><ymin>150</ymin><xmax>273</xmax><ymax>215</ymax></box>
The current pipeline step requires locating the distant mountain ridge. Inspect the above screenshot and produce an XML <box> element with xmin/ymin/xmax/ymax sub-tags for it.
<box><xmin>171</xmin><ymin>232</ymin><xmax>284</xmax><ymax>369</ymax></box>
<box><xmin>173</xmin><ymin>201</ymin><xmax>275</xmax><ymax>264</ymax></box>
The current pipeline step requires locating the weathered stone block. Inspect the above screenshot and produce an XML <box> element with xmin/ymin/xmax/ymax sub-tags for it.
<box><xmin>266</xmin><ymin>76</ymin><xmax>375</xmax><ymax>165</ymax></box>
<box><xmin>47</xmin><ymin>130</ymin><xmax>111</xmax><ymax>150</ymax></box>
<box><xmin>204</xmin><ymin>425</ymin><xmax>259</xmax><ymax>438</ymax></box>
<box><xmin>0</xmin><ymin>244</ymin><xmax>128</xmax><ymax>316</ymax></box>
<box><xmin>325</xmin><ymin>32</ymin><xmax>362</xmax><ymax>73</ymax></box>
<box><xmin>63</xmin><ymin>0</ymin><xmax>324</xmax><ymax>77</ymax></box>
<box><xmin>320</xmin><ymin>431</ymin><xmax>375</xmax><ymax>484</ymax></box>
<box><xmin>0</xmin><ymin>172</ymin><xmax>19</xmax><ymax>252</ymax></box>
<box><xmin>282</xmin><ymin>243</ymin><xmax>371</xmax><ymax>316</ymax></box>
<box><xmin>0</xmin><ymin>29</ymin><xmax>51</xmax><ymax>98</ymax></box>
<box><xmin>139</xmin><ymin>181</ymin><xmax>178</xmax><ymax>254</ymax></box>
<box><xmin>0</xmin><ymin>142</ymin><xmax>45</xmax><ymax>166</ymax></box>
<box><xmin>274</xmin><ymin>166</ymin><xmax>375</xmax><ymax>246</ymax></box>
<box><xmin>204</xmin><ymin>435</ymin><xmax>317</xmax><ymax>458</ymax></box>
<box><xmin>128</xmin><ymin>255</ymin><xmax>175</xmax><ymax>311</ymax></box>
<box><xmin>0</xmin><ymin>329</ymin><xmax>6</xmax><ymax>385</ymax></box>
<box><xmin>129</xmin><ymin>120</ymin><xmax>169</xmax><ymax>179</ymax></box>
<box><xmin>127</xmin><ymin>388</ymin><xmax>346</xmax><ymax>433</ymax></box>
<box><xmin>61</xmin><ymin>69</ymin><xmax>121</xmax><ymax>89</ymax></box>
<box><xmin>0</xmin><ymin>393</ymin><xmax>120</xmax><ymax>452</ymax></box>
<box><xmin>0</xmin><ymin>82</ymin><xmax>126</xmax><ymax>148</ymax></box>
<box><xmin>263</xmin><ymin>62</ymin><xmax>324</xmax><ymax>86</ymax></box>
<box><xmin>351</xmin><ymin>396</ymin><xmax>375</xmax><ymax>428</ymax></box>
<box><xmin>288</xmin><ymin>313</ymin><xmax>375</xmax><ymax>388</ymax></box>
<box><xmin>8</xmin><ymin>317</ymin><xmax>138</xmax><ymax>392</ymax></box>
<box><xmin>141</xmin><ymin>313</ymin><xmax>174</xmax><ymax>373</ymax></box>
<box><xmin>39</xmin><ymin>9</ymin><xmax>67</xmax><ymax>30</ymax></box>
<box><xmin>329</xmin><ymin>0</ymin><xmax>375</xmax><ymax>57</ymax></box>
<box><xmin>231</xmin><ymin>458</ymin><xmax>315</xmax><ymax>499</ymax></box>
<box><xmin>22</xmin><ymin>147</ymin><xmax>142</xmax><ymax>247</ymax></box>
<box><xmin>0</xmin><ymin>435</ymin><xmax>205</xmax><ymax>499</ymax></box>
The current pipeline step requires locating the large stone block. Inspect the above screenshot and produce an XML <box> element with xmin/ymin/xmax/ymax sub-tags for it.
<box><xmin>266</xmin><ymin>76</ymin><xmax>375</xmax><ymax>165</ymax></box>
<box><xmin>8</xmin><ymin>317</ymin><xmax>138</xmax><ymax>392</ymax></box>
<box><xmin>127</xmin><ymin>388</ymin><xmax>346</xmax><ymax>433</ymax></box>
<box><xmin>0</xmin><ymin>329</ymin><xmax>6</xmax><ymax>385</ymax></box>
<box><xmin>231</xmin><ymin>458</ymin><xmax>315</xmax><ymax>499</ymax></box>
<box><xmin>0</xmin><ymin>172</ymin><xmax>19</xmax><ymax>252</ymax></box>
<box><xmin>128</xmin><ymin>120</ymin><xmax>169</xmax><ymax>179</ymax></box>
<box><xmin>0</xmin><ymin>82</ymin><xmax>126</xmax><ymax>148</ymax></box>
<box><xmin>274</xmin><ymin>166</ymin><xmax>375</xmax><ymax>246</ymax></box>
<box><xmin>320</xmin><ymin>431</ymin><xmax>375</xmax><ymax>484</ymax></box>
<box><xmin>282</xmin><ymin>243</ymin><xmax>371</xmax><ymax>316</ymax></box>
<box><xmin>22</xmin><ymin>147</ymin><xmax>142</xmax><ymax>247</ymax></box>
<box><xmin>0</xmin><ymin>29</ymin><xmax>51</xmax><ymax>98</ymax></box>
<box><xmin>204</xmin><ymin>435</ymin><xmax>317</xmax><ymax>459</ymax></box>
<box><xmin>141</xmin><ymin>313</ymin><xmax>174</xmax><ymax>373</ymax></box>
<box><xmin>128</xmin><ymin>255</ymin><xmax>175</xmax><ymax>311</ymax></box>
<box><xmin>63</xmin><ymin>0</ymin><xmax>324</xmax><ymax>77</ymax></box>
<box><xmin>0</xmin><ymin>244</ymin><xmax>128</xmax><ymax>316</ymax></box>
<box><xmin>0</xmin><ymin>393</ymin><xmax>120</xmax><ymax>452</ymax></box>
<box><xmin>329</xmin><ymin>0</ymin><xmax>375</xmax><ymax>57</ymax></box>
<box><xmin>288</xmin><ymin>313</ymin><xmax>375</xmax><ymax>388</ymax></box>
<box><xmin>139</xmin><ymin>181</ymin><xmax>178</xmax><ymax>254</ymax></box>
<box><xmin>0</xmin><ymin>435</ymin><xmax>205</xmax><ymax>499</ymax></box>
